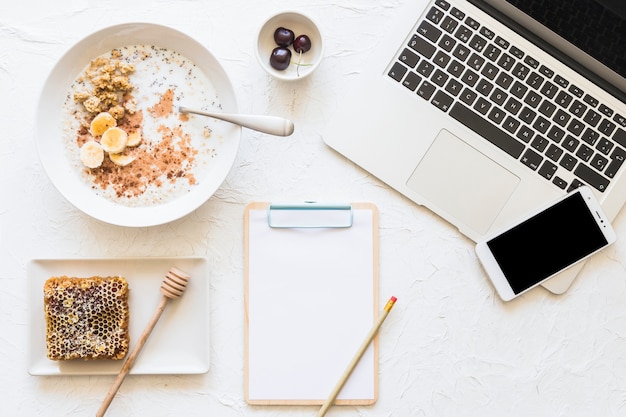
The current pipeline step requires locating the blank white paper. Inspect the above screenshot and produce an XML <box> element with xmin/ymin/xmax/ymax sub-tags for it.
<box><xmin>246</xmin><ymin>206</ymin><xmax>377</xmax><ymax>403</ymax></box>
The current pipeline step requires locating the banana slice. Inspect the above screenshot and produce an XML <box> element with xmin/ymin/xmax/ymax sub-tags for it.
<box><xmin>89</xmin><ymin>112</ymin><xmax>116</xmax><ymax>137</ymax></box>
<box><xmin>80</xmin><ymin>141</ymin><xmax>105</xmax><ymax>168</ymax></box>
<box><xmin>126</xmin><ymin>130</ymin><xmax>142</xmax><ymax>147</ymax></box>
<box><xmin>109</xmin><ymin>153</ymin><xmax>136</xmax><ymax>166</ymax></box>
<box><xmin>100</xmin><ymin>127</ymin><xmax>128</xmax><ymax>153</ymax></box>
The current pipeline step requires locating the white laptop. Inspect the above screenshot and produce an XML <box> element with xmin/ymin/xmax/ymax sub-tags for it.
<box><xmin>323</xmin><ymin>0</ymin><xmax>626</xmax><ymax>294</ymax></box>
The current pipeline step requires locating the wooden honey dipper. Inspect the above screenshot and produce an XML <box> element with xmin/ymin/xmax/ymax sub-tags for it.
<box><xmin>96</xmin><ymin>267</ymin><xmax>190</xmax><ymax>417</ymax></box>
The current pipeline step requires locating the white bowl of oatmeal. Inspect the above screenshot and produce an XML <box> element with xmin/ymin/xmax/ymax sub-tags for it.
<box><xmin>36</xmin><ymin>23</ymin><xmax>240</xmax><ymax>227</ymax></box>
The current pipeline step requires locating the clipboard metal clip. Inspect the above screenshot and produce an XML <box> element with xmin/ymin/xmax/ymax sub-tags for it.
<box><xmin>267</xmin><ymin>202</ymin><xmax>353</xmax><ymax>228</ymax></box>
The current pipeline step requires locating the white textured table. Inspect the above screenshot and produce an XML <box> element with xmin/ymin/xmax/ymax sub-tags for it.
<box><xmin>2</xmin><ymin>1</ymin><xmax>626</xmax><ymax>416</ymax></box>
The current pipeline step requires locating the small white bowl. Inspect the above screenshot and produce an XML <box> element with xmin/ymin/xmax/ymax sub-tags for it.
<box><xmin>256</xmin><ymin>11</ymin><xmax>324</xmax><ymax>81</ymax></box>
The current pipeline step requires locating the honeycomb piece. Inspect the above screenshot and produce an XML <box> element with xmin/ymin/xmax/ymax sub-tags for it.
<box><xmin>44</xmin><ymin>276</ymin><xmax>130</xmax><ymax>361</ymax></box>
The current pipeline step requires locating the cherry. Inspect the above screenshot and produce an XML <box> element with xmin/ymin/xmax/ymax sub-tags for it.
<box><xmin>270</xmin><ymin>47</ymin><xmax>291</xmax><ymax>70</ymax></box>
<box><xmin>293</xmin><ymin>35</ymin><xmax>311</xmax><ymax>53</ymax></box>
<box><xmin>273</xmin><ymin>27</ymin><xmax>294</xmax><ymax>47</ymax></box>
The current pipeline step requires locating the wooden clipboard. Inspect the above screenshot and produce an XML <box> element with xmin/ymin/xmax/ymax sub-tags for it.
<box><xmin>244</xmin><ymin>202</ymin><xmax>379</xmax><ymax>405</ymax></box>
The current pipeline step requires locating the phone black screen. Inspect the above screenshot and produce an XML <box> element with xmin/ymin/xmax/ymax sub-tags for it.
<box><xmin>486</xmin><ymin>192</ymin><xmax>608</xmax><ymax>294</ymax></box>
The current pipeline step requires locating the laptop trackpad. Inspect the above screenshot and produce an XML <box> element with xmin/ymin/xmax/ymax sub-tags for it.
<box><xmin>406</xmin><ymin>129</ymin><xmax>520</xmax><ymax>236</ymax></box>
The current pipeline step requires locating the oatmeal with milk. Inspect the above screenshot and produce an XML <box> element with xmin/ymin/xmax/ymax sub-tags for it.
<box><xmin>63</xmin><ymin>45</ymin><xmax>224</xmax><ymax>206</ymax></box>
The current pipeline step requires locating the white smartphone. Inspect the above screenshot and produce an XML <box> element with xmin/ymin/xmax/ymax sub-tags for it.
<box><xmin>476</xmin><ymin>186</ymin><xmax>616</xmax><ymax>301</ymax></box>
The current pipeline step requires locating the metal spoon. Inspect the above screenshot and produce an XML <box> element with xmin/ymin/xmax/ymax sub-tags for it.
<box><xmin>179</xmin><ymin>106</ymin><xmax>294</xmax><ymax>136</ymax></box>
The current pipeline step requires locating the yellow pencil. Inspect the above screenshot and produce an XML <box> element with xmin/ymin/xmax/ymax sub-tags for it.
<box><xmin>316</xmin><ymin>296</ymin><xmax>397</xmax><ymax>417</ymax></box>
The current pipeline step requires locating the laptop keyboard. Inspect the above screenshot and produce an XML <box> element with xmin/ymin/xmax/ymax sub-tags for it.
<box><xmin>387</xmin><ymin>0</ymin><xmax>626</xmax><ymax>193</ymax></box>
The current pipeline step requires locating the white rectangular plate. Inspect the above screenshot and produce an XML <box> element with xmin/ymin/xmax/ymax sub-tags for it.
<box><xmin>27</xmin><ymin>257</ymin><xmax>209</xmax><ymax>376</ymax></box>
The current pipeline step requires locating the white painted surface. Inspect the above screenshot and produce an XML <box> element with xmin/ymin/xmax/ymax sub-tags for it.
<box><xmin>2</xmin><ymin>0</ymin><xmax>626</xmax><ymax>416</ymax></box>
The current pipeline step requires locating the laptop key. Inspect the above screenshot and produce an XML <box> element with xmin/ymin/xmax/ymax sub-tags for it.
<box><xmin>583</xmin><ymin>109</ymin><xmax>601</xmax><ymax>127</ymax></box>
<box><xmin>553</xmin><ymin>109</ymin><xmax>571</xmax><ymax>127</ymax></box>
<box><xmin>439</xmin><ymin>34</ymin><xmax>456</xmax><ymax>51</ymax></box>
<box><xmin>409</xmin><ymin>35</ymin><xmax>436</xmax><ymax>59</ymax></box>
<box><xmin>474</xmin><ymin>97</ymin><xmax>491</xmax><ymax>115</ymax></box>
<box><xmin>525</xmin><ymin>72</ymin><xmax>544</xmax><ymax>89</ymax></box>
<box><xmin>433</xmin><ymin>50</ymin><xmax>451</xmax><ymax>68</ymax></box>
<box><xmin>596</xmin><ymin>137</ymin><xmax>614</xmax><ymax>155</ymax></box>
<box><xmin>450</xmin><ymin>7</ymin><xmax>465</xmax><ymax>20</ymax></box>
<box><xmin>553</xmin><ymin>176</ymin><xmax>567</xmax><ymax>189</ymax></box>
<box><xmin>418</xmin><ymin>20</ymin><xmax>442</xmax><ymax>42</ymax></box>
<box><xmin>538</xmin><ymin>160</ymin><xmax>557</xmax><ymax>179</ymax></box>
<box><xmin>531</xmin><ymin>135</ymin><xmax>549</xmax><ymax>152</ymax></box>
<box><xmin>455</xmin><ymin>25</ymin><xmax>472</xmax><ymax>43</ymax></box>
<box><xmin>447</xmin><ymin>60</ymin><xmax>465</xmax><ymax>77</ymax></box>
<box><xmin>452</xmin><ymin>44</ymin><xmax>471</xmax><ymax>61</ymax></box>
<box><xmin>523</xmin><ymin>90</ymin><xmax>541</xmax><ymax>108</ymax></box>
<box><xmin>476</xmin><ymin>79</ymin><xmax>493</xmax><ymax>96</ymax></box>
<box><xmin>517</xmin><ymin>125</ymin><xmax>535</xmax><ymax>143</ymax></box>
<box><xmin>497</xmin><ymin>53</ymin><xmax>515</xmax><ymax>71</ymax></box>
<box><xmin>510</xmin><ymin>46</ymin><xmax>524</xmax><ymax>60</ymax></box>
<box><xmin>426</xmin><ymin>6</ymin><xmax>445</xmax><ymax>24</ymax></box>
<box><xmin>563</xmin><ymin>135</ymin><xmax>579</xmax><ymax>152</ymax></box>
<box><xmin>546</xmin><ymin>144</ymin><xmax>564</xmax><ymax>161</ymax></box>
<box><xmin>523</xmin><ymin>56</ymin><xmax>540</xmax><ymax>69</ymax></box>
<box><xmin>599</xmin><ymin>104</ymin><xmax>614</xmax><ymax>117</ymax></box>
<box><xmin>560</xmin><ymin>153</ymin><xmax>577</xmax><ymax>171</ymax></box>
<box><xmin>449</xmin><ymin>102</ymin><xmax>525</xmax><ymax>158</ymax></box>
<box><xmin>539</xmin><ymin>65</ymin><xmax>555</xmax><ymax>78</ymax></box>
<box><xmin>547</xmin><ymin>125</ymin><xmax>565</xmax><ymax>143</ymax></box>
<box><xmin>533</xmin><ymin>116</ymin><xmax>550</xmax><ymax>134</ymax></box>
<box><xmin>445</xmin><ymin>78</ymin><xmax>463</xmax><ymax>96</ymax></box>
<box><xmin>482</xmin><ymin>44</ymin><xmax>501</xmax><ymax>61</ymax></box>
<box><xmin>460</xmin><ymin>88</ymin><xmax>478</xmax><ymax>106</ymax></box>
<box><xmin>583</xmin><ymin>94</ymin><xmax>599</xmax><ymax>107</ymax></box>
<box><xmin>431</xmin><ymin>69</ymin><xmax>449</xmax><ymax>86</ymax></box>
<box><xmin>576</xmin><ymin>144</ymin><xmax>594</xmax><ymax>162</ymax></box>
<box><xmin>460</xmin><ymin>69</ymin><xmax>479</xmax><ymax>87</ymax></box>
<box><xmin>435</xmin><ymin>0</ymin><xmax>450</xmax><ymax>11</ymax></box>
<box><xmin>555</xmin><ymin>90</ymin><xmax>573</xmax><ymax>108</ymax></box>
<box><xmin>503</xmin><ymin>97</ymin><xmax>521</xmax><ymax>114</ymax></box>
<box><xmin>491</xmin><ymin>88</ymin><xmax>508</xmax><ymax>106</ymax></box>
<box><xmin>494</xmin><ymin>36</ymin><xmax>510</xmax><ymax>49</ymax></box>
<box><xmin>574</xmin><ymin>163</ymin><xmax>609</xmax><ymax>191</ymax></box>
<box><xmin>512</xmin><ymin>62</ymin><xmax>530</xmax><ymax>80</ymax></box>
<box><xmin>440</xmin><ymin>16</ymin><xmax>458</xmax><ymax>34</ymax></box>
<box><xmin>399</xmin><ymin>48</ymin><xmax>420</xmax><ymax>68</ymax></box>
<box><xmin>495</xmin><ymin>72</ymin><xmax>513</xmax><ymax>89</ymax></box>
<box><xmin>567</xmin><ymin>119</ymin><xmax>585</xmax><ymax>136</ymax></box>
<box><xmin>465</xmin><ymin>17</ymin><xmax>480</xmax><ymax>30</ymax></box>
<box><xmin>555</xmin><ymin>75</ymin><xmax>569</xmax><ymax>88</ymax></box>
<box><xmin>569</xmin><ymin>100</ymin><xmax>587</xmax><ymax>117</ymax></box>
<box><xmin>582</xmin><ymin>128</ymin><xmax>600</xmax><ymax>145</ymax></box>
<box><xmin>469</xmin><ymin>34</ymin><xmax>487</xmax><ymax>52</ymax></box>
<box><xmin>488</xmin><ymin>107</ymin><xmax>506</xmax><ymax>124</ymax></box>
<box><xmin>614</xmin><ymin>128</ymin><xmax>626</xmax><ymax>147</ymax></box>
<box><xmin>606</xmin><ymin>147</ymin><xmax>626</xmax><ymax>178</ymax></box>
<box><xmin>519</xmin><ymin>107</ymin><xmax>537</xmax><ymax>124</ymax></box>
<box><xmin>598</xmin><ymin>119</ymin><xmax>616</xmax><ymax>136</ymax></box>
<box><xmin>479</xmin><ymin>26</ymin><xmax>495</xmax><ymax>40</ymax></box>
<box><xmin>417</xmin><ymin>60</ymin><xmax>435</xmax><ymax>77</ymax></box>
<box><xmin>568</xmin><ymin>85</ymin><xmax>584</xmax><ymax>98</ymax></box>
<box><xmin>402</xmin><ymin>71</ymin><xmax>422</xmax><ymax>91</ymax></box>
<box><xmin>388</xmin><ymin>62</ymin><xmax>407</xmax><ymax>82</ymax></box>
<box><xmin>431</xmin><ymin>90</ymin><xmax>454</xmax><ymax>112</ymax></box>
<box><xmin>590</xmin><ymin>154</ymin><xmax>609</xmax><ymax>171</ymax></box>
<box><xmin>417</xmin><ymin>80</ymin><xmax>436</xmax><ymax>100</ymax></box>
<box><xmin>502</xmin><ymin>116</ymin><xmax>520</xmax><ymax>133</ymax></box>
<box><xmin>540</xmin><ymin>81</ymin><xmax>558</xmax><ymax>99</ymax></box>
<box><xmin>521</xmin><ymin>149</ymin><xmax>542</xmax><ymax>170</ymax></box>
<box><xmin>538</xmin><ymin>100</ymin><xmax>556</xmax><ymax>117</ymax></box>
<box><xmin>468</xmin><ymin>53</ymin><xmax>485</xmax><ymax>71</ymax></box>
